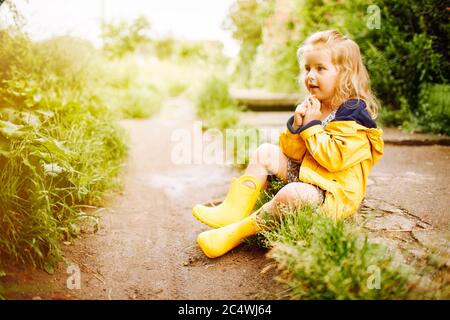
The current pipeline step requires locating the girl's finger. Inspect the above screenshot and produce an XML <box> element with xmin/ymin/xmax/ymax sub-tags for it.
<box><xmin>312</xmin><ymin>99</ymin><xmax>319</xmax><ymax>109</ymax></box>
<box><xmin>295</xmin><ymin>101</ymin><xmax>306</xmax><ymax>112</ymax></box>
<box><xmin>298</xmin><ymin>105</ymin><xmax>306</xmax><ymax>116</ymax></box>
<box><xmin>311</xmin><ymin>97</ymin><xmax>320</xmax><ymax>110</ymax></box>
<box><xmin>306</xmin><ymin>96</ymin><xmax>313</xmax><ymax>109</ymax></box>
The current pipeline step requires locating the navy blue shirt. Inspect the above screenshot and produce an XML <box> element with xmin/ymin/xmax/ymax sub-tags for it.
<box><xmin>287</xmin><ymin>99</ymin><xmax>377</xmax><ymax>134</ymax></box>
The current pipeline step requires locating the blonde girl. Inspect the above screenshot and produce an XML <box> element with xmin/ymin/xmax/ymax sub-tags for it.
<box><xmin>192</xmin><ymin>30</ymin><xmax>384</xmax><ymax>258</ymax></box>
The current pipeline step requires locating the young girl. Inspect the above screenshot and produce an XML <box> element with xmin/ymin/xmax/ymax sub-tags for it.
<box><xmin>192</xmin><ymin>30</ymin><xmax>384</xmax><ymax>258</ymax></box>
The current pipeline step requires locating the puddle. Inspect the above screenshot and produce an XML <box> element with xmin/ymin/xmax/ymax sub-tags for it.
<box><xmin>143</xmin><ymin>166</ymin><xmax>235</xmax><ymax>200</ymax></box>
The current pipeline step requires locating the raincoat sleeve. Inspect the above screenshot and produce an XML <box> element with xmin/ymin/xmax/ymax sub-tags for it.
<box><xmin>279</xmin><ymin>116</ymin><xmax>307</xmax><ymax>162</ymax></box>
<box><xmin>299</xmin><ymin>123</ymin><xmax>372</xmax><ymax>172</ymax></box>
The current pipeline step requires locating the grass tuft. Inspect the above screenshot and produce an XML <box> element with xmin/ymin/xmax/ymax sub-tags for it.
<box><xmin>259</xmin><ymin>204</ymin><xmax>414</xmax><ymax>299</ymax></box>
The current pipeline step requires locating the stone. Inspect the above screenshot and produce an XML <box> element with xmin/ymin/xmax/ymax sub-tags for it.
<box><xmin>412</xmin><ymin>230</ymin><xmax>450</xmax><ymax>254</ymax></box>
<box><xmin>365</xmin><ymin>213</ymin><xmax>417</xmax><ymax>231</ymax></box>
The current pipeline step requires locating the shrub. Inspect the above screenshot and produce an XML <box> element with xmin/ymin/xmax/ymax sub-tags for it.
<box><xmin>101</xmin><ymin>15</ymin><xmax>151</xmax><ymax>59</ymax></box>
<box><xmin>416</xmin><ymin>83</ymin><xmax>450</xmax><ymax>135</ymax></box>
<box><xmin>0</xmin><ymin>31</ymin><xmax>128</xmax><ymax>270</ymax></box>
<box><xmin>224</xmin><ymin>124</ymin><xmax>261</xmax><ymax>169</ymax></box>
<box><xmin>102</xmin><ymin>86</ymin><xmax>163</xmax><ymax>119</ymax></box>
<box><xmin>195</xmin><ymin>75</ymin><xmax>241</xmax><ymax>130</ymax></box>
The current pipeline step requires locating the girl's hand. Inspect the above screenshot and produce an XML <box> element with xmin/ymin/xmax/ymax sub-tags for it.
<box><xmin>292</xmin><ymin>101</ymin><xmax>307</xmax><ymax>130</ymax></box>
<box><xmin>303</xmin><ymin>95</ymin><xmax>322</xmax><ymax>125</ymax></box>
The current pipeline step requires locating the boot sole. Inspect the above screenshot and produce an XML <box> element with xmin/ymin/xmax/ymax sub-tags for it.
<box><xmin>192</xmin><ymin>208</ymin><xmax>223</xmax><ymax>229</ymax></box>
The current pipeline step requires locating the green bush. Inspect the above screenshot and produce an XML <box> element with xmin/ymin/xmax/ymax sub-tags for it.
<box><xmin>101</xmin><ymin>15</ymin><xmax>151</xmax><ymax>59</ymax></box>
<box><xmin>167</xmin><ymin>81</ymin><xmax>188</xmax><ymax>97</ymax></box>
<box><xmin>416</xmin><ymin>83</ymin><xmax>450</xmax><ymax>135</ymax></box>
<box><xmin>0</xmin><ymin>31</ymin><xmax>128</xmax><ymax>270</ymax></box>
<box><xmin>363</xmin><ymin>0</ymin><xmax>449</xmax><ymax>114</ymax></box>
<box><xmin>195</xmin><ymin>75</ymin><xmax>240</xmax><ymax>130</ymax></box>
<box><xmin>153</xmin><ymin>38</ymin><xmax>176</xmax><ymax>60</ymax></box>
<box><xmin>224</xmin><ymin>124</ymin><xmax>261</xmax><ymax>169</ymax></box>
<box><xmin>102</xmin><ymin>86</ymin><xmax>163</xmax><ymax>119</ymax></box>
<box><xmin>249</xmin><ymin>41</ymin><xmax>300</xmax><ymax>93</ymax></box>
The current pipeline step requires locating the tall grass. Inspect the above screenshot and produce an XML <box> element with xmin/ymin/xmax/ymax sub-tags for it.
<box><xmin>0</xmin><ymin>87</ymin><xmax>128</xmax><ymax>271</ymax></box>
<box><xmin>259</xmin><ymin>205</ymin><xmax>413</xmax><ymax>299</ymax></box>
<box><xmin>98</xmin><ymin>55</ymin><xmax>225</xmax><ymax>119</ymax></box>
<box><xmin>0</xmin><ymin>31</ymin><xmax>128</xmax><ymax>271</ymax></box>
<box><xmin>95</xmin><ymin>56</ymin><xmax>164</xmax><ymax>119</ymax></box>
<box><xmin>195</xmin><ymin>75</ymin><xmax>241</xmax><ymax>130</ymax></box>
<box><xmin>246</xmin><ymin>176</ymin><xmax>416</xmax><ymax>299</ymax></box>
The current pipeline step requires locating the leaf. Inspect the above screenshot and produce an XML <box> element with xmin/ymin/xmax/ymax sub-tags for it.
<box><xmin>35</xmin><ymin>109</ymin><xmax>55</xmax><ymax>119</ymax></box>
<box><xmin>0</xmin><ymin>137</ymin><xmax>11</xmax><ymax>157</ymax></box>
<box><xmin>33</xmin><ymin>136</ymin><xmax>73</xmax><ymax>157</ymax></box>
<box><xmin>43</xmin><ymin>262</ymin><xmax>55</xmax><ymax>275</ymax></box>
<box><xmin>0</xmin><ymin>120</ymin><xmax>25</xmax><ymax>138</ymax></box>
<box><xmin>0</xmin><ymin>150</ymin><xmax>11</xmax><ymax>158</ymax></box>
<box><xmin>19</xmin><ymin>111</ymin><xmax>41</xmax><ymax>128</ymax></box>
<box><xmin>21</xmin><ymin>156</ymin><xmax>38</xmax><ymax>174</ymax></box>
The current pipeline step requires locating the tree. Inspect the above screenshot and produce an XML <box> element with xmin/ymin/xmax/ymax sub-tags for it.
<box><xmin>101</xmin><ymin>15</ymin><xmax>151</xmax><ymax>59</ymax></box>
<box><xmin>225</xmin><ymin>0</ymin><xmax>269</xmax><ymax>85</ymax></box>
<box><xmin>0</xmin><ymin>0</ymin><xmax>26</xmax><ymax>29</ymax></box>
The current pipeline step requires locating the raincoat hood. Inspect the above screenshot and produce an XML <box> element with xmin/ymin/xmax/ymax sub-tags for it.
<box><xmin>328</xmin><ymin>98</ymin><xmax>384</xmax><ymax>165</ymax></box>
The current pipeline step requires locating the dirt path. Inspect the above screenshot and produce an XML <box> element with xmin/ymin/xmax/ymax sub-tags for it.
<box><xmin>4</xmin><ymin>99</ymin><xmax>278</xmax><ymax>300</ymax></box>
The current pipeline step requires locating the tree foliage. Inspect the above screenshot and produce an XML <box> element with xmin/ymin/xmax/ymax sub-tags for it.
<box><xmin>101</xmin><ymin>15</ymin><xmax>151</xmax><ymax>59</ymax></box>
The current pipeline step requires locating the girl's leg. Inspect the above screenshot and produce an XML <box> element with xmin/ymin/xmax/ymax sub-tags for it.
<box><xmin>193</xmin><ymin>144</ymin><xmax>287</xmax><ymax>228</ymax></box>
<box><xmin>196</xmin><ymin>182</ymin><xmax>323</xmax><ymax>259</ymax></box>
<box><xmin>243</xmin><ymin>143</ymin><xmax>288</xmax><ymax>189</ymax></box>
<box><xmin>258</xmin><ymin>182</ymin><xmax>323</xmax><ymax>220</ymax></box>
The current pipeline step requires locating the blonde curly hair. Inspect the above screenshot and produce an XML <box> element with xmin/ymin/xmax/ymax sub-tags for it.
<box><xmin>297</xmin><ymin>30</ymin><xmax>380</xmax><ymax>119</ymax></box>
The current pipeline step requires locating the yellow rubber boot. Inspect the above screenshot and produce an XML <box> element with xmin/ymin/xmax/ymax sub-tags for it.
<box><xmin>196</xmin><ymin>209</ymin><xmax>262</xmax><ymax>259</ymax></box>
<box><xmin>192</xmin><ymin>175</ymin><xmax>261</xmax><ymax>228</ymax></box>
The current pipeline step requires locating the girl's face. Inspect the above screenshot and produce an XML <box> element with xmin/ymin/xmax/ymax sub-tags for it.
<box><xmin>302</xmin><ymin>49</ymin><xmax>340</xmax><ymax>106</ymax></box>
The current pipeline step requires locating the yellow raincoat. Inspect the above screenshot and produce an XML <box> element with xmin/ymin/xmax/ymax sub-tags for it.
<box><xmin>279</xmin><ymin>103</ymin><xmax>384</xmax><ymax>220</ymax></box>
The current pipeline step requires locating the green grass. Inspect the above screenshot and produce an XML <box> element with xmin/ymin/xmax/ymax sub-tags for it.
<box><xmin>0</xmin><ymin>31</ymin><xmax>129</xmax><ymax>271</ymax></box>
<box><xmin>195</xmin><ymin>75</ymin><xmax>241</xmax><ymax>130</ymax></box>
<box><xmin>0</xmin><ymin>95</ymin><xmax>128</xmax><ymax>270</ymax></box>
<box><xmin>259</xmin><ymin>205</ymin><xmax>414</xmax><ymax>299</ymax></box>
<box><xmin>97</xmin><ymin>54</ymin><xmax>224</xmax><ymax>119</ymax></box>
<box><xmin>243</xmin><ymin>176</ymin><xmax>417</xmax><ymax>299</ymax></box>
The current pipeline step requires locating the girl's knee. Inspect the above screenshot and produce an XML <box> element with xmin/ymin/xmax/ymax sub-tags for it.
<box><xmin>273</xmin><ymin>183</ymin><xmax>299</xmax><ymax>206</ymax></box>
<box><xmin>255</xmin><ymin>143</ymin><xmax>281</xmax><ymax>168</ymax></box>
<box><xmin>256</xmin><ymin>143</ymin><xmax>277</xmax><ymax>158</ymax></box>
<box><xmin>253</xmin><ymin>143</ymin><xmax>277</xmax><ymax>166</ymax></box>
